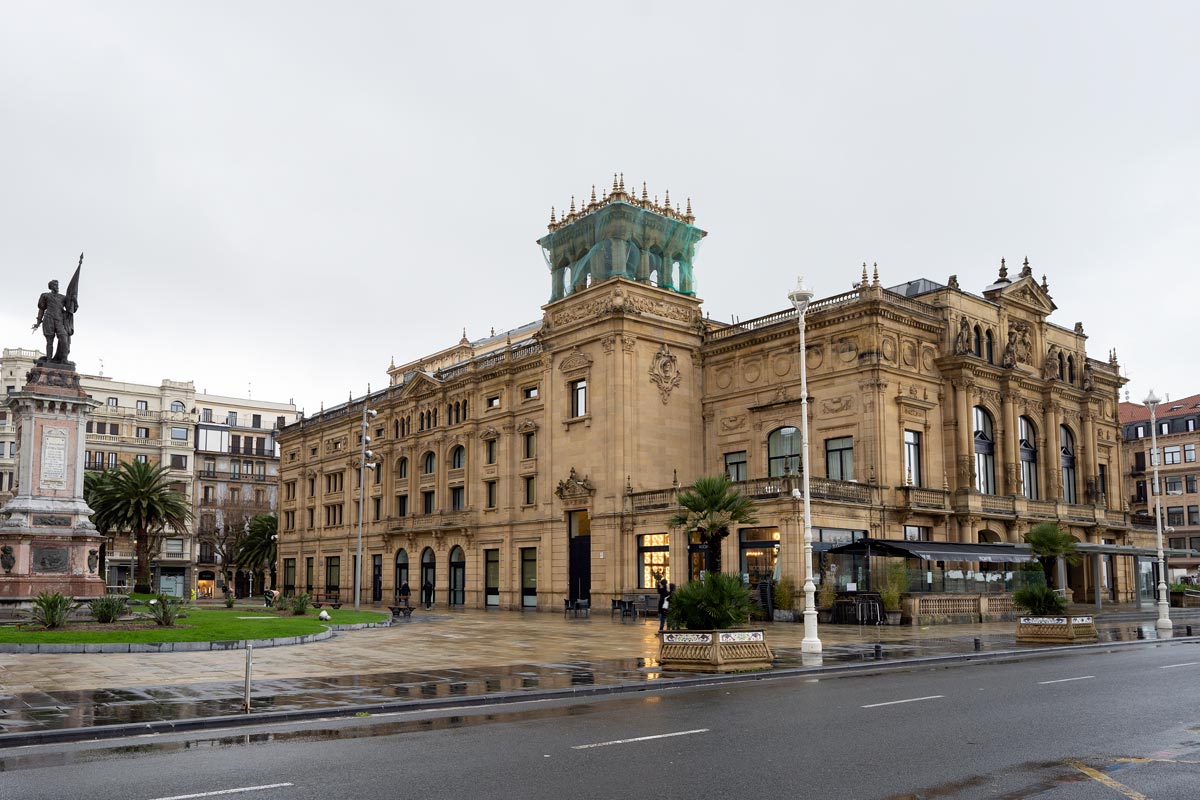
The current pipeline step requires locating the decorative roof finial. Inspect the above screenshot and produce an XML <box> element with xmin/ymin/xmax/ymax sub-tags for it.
<box><xmin>590</xmin><ymin>184</ymin><xmax>597</xmax><ymax>205</ymax></box>
<box><xmin>619</xmin><ymin>172</ymin><xmax>625</xmax><ymax>192</ymax></box>
<box><xmin>998</xmin><ymin>257</ymin><xmax>1008</xmax><ymax>280</ymax></box>
<box><xmin>861</xmin><ymin>262</ymin><xmax>869</xmax><ymax>286</ymax></box>
<box><xmin>1041</xmin><ymin>274</ymin><xmax>1050</xmax><ymax>293</ymax></box>
<box><xmin>872</xmin><ymin>262</ymin><xmax>880</xmax><ymax>287</ymax></box>
<box><xmin>612</xmin><ymin>173</ymin><xmax>619</xmax><ymax>194</ymax></box>
<box><xmin>664</xmin><ymin>189</ymin><xmax>671</xmax><ymax>210</ymax></box>
<box><xmin>1021</xmin><ymin>256</ymin><xmax>1032</xmax><ymax>278</ymax></box>
<box><xmin>569</xmin><ymin>195</ymin><xmax>576</xmax><ymax>214</ymax></box>
<box><xmin>686</xmin><ymin>197</ymin><xmax>692</xmax><ymax>216</ymax></box>
<box><xmin>641</xmin><ymin>182</ymin><xmax>648</xmax><ymax>202</ymax></box>
<box><xmin>550</xmin><ymin>206</ymin><xmax>556</xmax><ymax>226</ymax></box>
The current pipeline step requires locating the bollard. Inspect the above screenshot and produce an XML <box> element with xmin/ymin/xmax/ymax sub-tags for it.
<box><xmin>874</xmin><ymin>644</ymin><xmax>882</xmax><ymax>660</ymax></box>
<box><xmin>974</xmin><ymin>638</ymin><xmax>982</xmax><ymax>651</ymax></box>
<box><xmin>1188</xmin><ymin>625</ymin><xmax>1193</xmax><ymax>636</ymax></box>
<box><xmin>243</xmin><ymin>643</ymin><xmax>253</xmax><ymax>713</ymax></box>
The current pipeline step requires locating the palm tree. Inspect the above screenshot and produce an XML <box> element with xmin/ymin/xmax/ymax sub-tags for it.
<box><xmin>87</xmin><ymin>460</ymin><xmax>192</xmax><ymax>593</ymax></box>
<box><xmin>667</xmin><ymin>474</ymin><xmax>758</xmax><ymax>574</ymax></box>
<box><xmin>238</xmin><ymin>513</ymin><xmax>278</xmax><ymax>591</ymax></box>
<box><xmin>1024</xmin><ymin>522</ymin><xmax>1080</xmax><ymax>590</ymax></box>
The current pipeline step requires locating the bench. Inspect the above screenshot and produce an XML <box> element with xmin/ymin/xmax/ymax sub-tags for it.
<box><xmin>311</xmin><ymin>593</ymin><xmax>342</xmax><ymax>609</ymax></box>
<box><xmin>388</xmin><ymin>603</ymin><xmax>416</xmax><ymax>618</ymax></box>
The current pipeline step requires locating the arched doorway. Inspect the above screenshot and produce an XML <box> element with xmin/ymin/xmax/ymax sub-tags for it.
<box><xmin>449</xmin><ymin>546</ymin><xmax>466</xmax><ymax>606</ymax></box>
<box><xmin>394</xmin><ymin>549</ymin><xmax>409</xmax><ymax>601</ymax></box>
<box><xmin>421</xmin><ymin>547</ymin><xmax>436</xmax><ymax>608</ymax></box>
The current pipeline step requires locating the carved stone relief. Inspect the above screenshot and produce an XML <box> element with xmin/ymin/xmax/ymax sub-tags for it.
<box><xmin>836</xmin><ymin>337</ymin><xmax>858</xmax><ymax>363</ymax></box>
<box><xmin>648</xmin><ymin>343</ymin><xmax>682</xmax><ymax>403</ymax></box>
<box><xmin>721</xmin><ymin>415</ymin><xmax>747</xmax><ymax>433</ymax></box>
<box><xmin>881</xmin><ymin>336</ymin><xmax>896</xmax><ymax>363</ymax></box>
<box><xmin>901</xmin><ymin>340</ymin><xmax>917</xmax><ymax>367</ymax></box>
<box><xmin>772</xmin><ymin>353</ymin><xmax>792</xmax><ymax>377</ymax></box>
<box><xmin>714</xmin><ymin>366</ymin><xmax>734</xmax><ymax>390</ymax></box>
<box><xmin>742</xmin><ymin>358</ymin><xmax>762</xmax><ymax>385</ymax></box>
<box><xmin>559</xmin><ymin>348</ymin><xmax>592</xmax><ymax>374</ymax></box>
<box><xmin>807</xmin><ymin>343</ymin><xmax>824</xmax><ymax>371</ymax></box>
<box><xmin>820</xmin><ymin>396</ymin><xmax>855</xmax><ymax>416</ymax></box>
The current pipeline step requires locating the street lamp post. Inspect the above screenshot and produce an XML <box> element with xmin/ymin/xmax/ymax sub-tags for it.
<box><xmin>789</xmin><ymin>276</ymin><xmax>821</xmax><ymax>654</ymax></box>
<box><xmin>1144</xmin><ymin>390</ymin><xmax>1172</xmax><ymax>633</ymax></box>
<box><xmin>355</xmin><ymin>399</ymin><xmax>378</xmax><ymax>612</ymax></box>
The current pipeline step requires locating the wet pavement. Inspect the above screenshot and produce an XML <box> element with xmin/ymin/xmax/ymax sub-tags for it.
<box><xmin>2</xmin><ymin>604</ymin><xmax>1198</xmax><ymax>741</ymax></box>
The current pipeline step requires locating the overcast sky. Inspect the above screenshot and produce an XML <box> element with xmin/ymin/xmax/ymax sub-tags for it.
<box><xmin>2</xmin><ymin>2</ymin><xmax>1196</xmax><ymax>415</ymax></box>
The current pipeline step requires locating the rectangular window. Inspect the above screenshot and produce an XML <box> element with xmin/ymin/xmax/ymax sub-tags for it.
<box><xmin>450</xmin><ymin>485</ymin><xmax>464</xmax><ymax>511</ymax></box>
<box><xmin>1134</xmin><ymin>424</ymin><xmax>1145</xmax><ymax>438</ymax></box>
<box><xmin>305</xmin><ymin>557</ymin><xmax>314</xmax><ymax>594</ymax></box>
<box><xmin>1165</xmin><ymin>476</ymin><xmax>1183</xmax><ymax>495</ymax></box>
<box><xmin>202</xmin><ymin>485</ymin><xmax>214</xmax><ymax>502</ymax></box>
<box><xmin>201</xmin><ymin>408</ymin><xmax>212</xmax><ymax>423</ymax></box>
<box><xmin>325</xmin><ymin>557</ymin><xmax>340</xmax><ymax>594</ymax></box>
<box><xmin>1187</xmin><ymin>444</ymin><xmax>1197</xmax><ymax>463</ymax></box>
<box><xmin>1160</xmin><ymin>421</ymin><xmax>1170</xmax><ymax>435</ymax></box>
<box><xmin>231</xmin><ymin>461</ymin><xmax>242</xmax><ymax>478</ymax></box>
<box><xmin>904</xmin><ymin>430</ymin><xmax>923</xmax><ymax>487</ymax></box>
<box><xmin>523</xmin><ymin>475</ymin><xmax>536</xmax><ymax>505</ymax></box>
<box><xmin>107</xmin><ymin>397</ymin><xmax>118</xmax><ymax>407</ymax></box>
<box><xmin>522</xmin><ymin>385</ymin><xmax>539</xmax><ymax>400</ymax></box>
<box><xmin>1167</xmin><ymin>506</ymin><xmax>1185</xmax><ymax>526</ymax></box>
<box><xmin>171</xmin><ymin>427</ymin><xmax>188</xmax><ymax>441</ymax></box>
<box><xmin>1188</xmin><ymin>475</ymin><xmax>1198</xmax><ymax>494</ymax></box>
<box><xmin>422</xmin><ymin>490</ymin><xmax>435</xmax><ymax>514</ymax></box>
<box><xmin>396</xmin><ymin>494</ymin><xmax>408</xmax><ymax>517</ymax></box>
<box><xmin>485</xmin><ymin>438</ymin><xmax>497</xmax><ymax>464</ymax></box>
<box><xmin>373</xmin><ymin>497</ymin><xmax>381</xmax><ymax>521</ymax></box>
<box><xmin>283</xmin><ymin>559</ymin><xmax>296</xmax><ymax>592</ymax></box>
<box><xmin>136</xmin><ymin>427</ymin><xmax>150</xmax><ymax>439</ymax></box>
<box><xmin>1098</xmin><ymin>463</ymin><xmax>1108</xmax><ymax>502</ymax></box>
<box><xmin>569</xmin><ymin>379</ymin><xmax>587</xmax><ymax>417</ymax></box>
<box><xmin>1165</xmin><ymin>445</ymin><xmax>1182</xmax><ymax>465</ymax></box>
<box><xmin>1189</xmin><ymin>506</ymin><xmax>1199</xmax><ymax>526</ymax></box>
<box><xmin>486</xmin><ymin>395</ymin><xmax>500</xmax><ymax>409</ymax></box>
<box><xmin>522</xmin><ymin>431</ymin><xmax>536</xmax><ymax>459</ymax></box>
<box><xmin>825</xmin><ymin>437</ymin><xmax>854</xmax><ymax>482</ymax></box>
<box><xmin>1169</xmin><ymin>537</ymin><xmax>1185</xmax><ymax>550</ymax></box>
<box><xmin>107</xmin><ymin>452</ymin><xmax>117</xmax><ymax>468</ymax></box>
<box><xmin>1189</xmin><ymin>419</ymin><xmax>1197</xmax><ymax>433</ymax></box>
<box><xmin>903</xmin><ymin>525</ymin><xmax>930</xmax><ymax>541</ymax></box>
<box><xmin>136</xmin><ymin>400</ymin><xmax>148</xmax><ymax>412</ymax></box>
<box><xmin>1135</xmin><ymin>451</ymin><xmax>1146</xmax><ymax>472</ymax></box>
<box><xmin>638</xmin><ymin>533</ymin><xmax>670</xmax><ymax>589</ymax></box>
<box><xmin>307</xmin><ymin>508</ymin><xmax>314</xmax><ymax>528</ymax></box>
<box><xmin>227</xmin><ymin>411</ymin><xmax>238</xmax><ymax>426</ymax></box>
<box><xmin>170</xmin><ymin>454</ymin><xmax>188</xmax><ymax>470</ymax></box>
<box><xmin>724</xmin><ymin>451</ymin><xmax>748</xmax><ymax>482</ymax></box>
<box><xmin>486</xmin><ymin>480</ymin><xmax>497</xmax><ymax>509</ymax></box>
<box><xmin>231</xmin><ymin>434</ymin><xmax>241</xmax><ymax>454</ymax></box>
<box><xmin>165</xmin><ymin>538</ymin><xmax>184</xmax><ymax>555</ymax></box>
<box><xmin>252</xmin><ymin>414</ymin><xmax>261</xmax><ymax>429</ymax></box>
<box><xmin>135</xmin><ymin>454</ymin><xmax>148</xmax><ymax>464</ymax></box>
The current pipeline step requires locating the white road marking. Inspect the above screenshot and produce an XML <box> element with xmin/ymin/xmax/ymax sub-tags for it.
<box><xmin>572</xmin><ymin>728</ymin><xmax>709</xmax><ymax>749</ymax></box>
<box><xmin>1038</xmin><ymin>676</ymin><xmax>1094</xmax><ymax>685</ymax></box>
<box><xmin>1159</xmin><ymin>661</ymin><xmax>1200</xmax><ymax>669</ymax></box>
<box><xmin>860</xmin><ymin>695</ymin><xmax>943</xmax><ymax>708</ymax></box>
<box><xmin>148</xmin><ymin>784</ymin><xmax>294</xmax><ymax>800</ymax></box>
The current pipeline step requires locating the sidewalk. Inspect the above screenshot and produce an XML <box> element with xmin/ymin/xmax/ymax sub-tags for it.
<box><xmin>2</xmin><ymin>604</ymin><xmax>1198</xmax><ymax>743</ymax></box>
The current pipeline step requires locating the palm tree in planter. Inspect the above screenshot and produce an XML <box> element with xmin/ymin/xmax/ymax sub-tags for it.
<box><xmin>667</xmin><ymin>474</ymin><xmax>758</xmax><ymax>574</ymax></box>
<box><xmin>1024</xmin><ymin>522</ymin><xmax>1081</xmax><ymax>596</ymax></box>
<box><xmin>237</xmin><ymin>513</ymin><xmax>278</xmax><ymax>593</ymax></box>
<box><xmin>87</xmin><ymin>461</ymin><xmax>192</xmax><ymax>594</ymax></box>
<box><xmin>659</xmin><ymin>572</ymin><xmax>773</xmax><ymax>672</ymax></box>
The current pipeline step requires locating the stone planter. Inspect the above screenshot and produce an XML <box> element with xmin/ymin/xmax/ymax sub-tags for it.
<box><xmin>772</xmin><ymin>609</ymin><xmax>796</xmax><ymax>623</ymax></box>
<box><xmin>884</xmin><ymin>609</ymin><xmax>902</xmax><ymax>626</ymax></box>
<box><xmin>658</xmin><ymin>628</ymin><xmax>773</xmax><ymax>673</ymax></box>
<box><xmin>1016</xmin><ymin>615</ymin><xmax>1098</xmax><ymax>644</ymax></box>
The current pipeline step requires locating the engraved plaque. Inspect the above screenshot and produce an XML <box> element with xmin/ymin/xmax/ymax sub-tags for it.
<box><xmin>40</xmin><ymin>427</ymin><xmax>69</xmax><ymax>490</ymax></box>
<box><xmin>33</xmin><ymin>515</ymin><xmax>72</xmax><ymax>527</ymax></box>
<box><xmin>32</xmin><ymin>546</ymin><xmax>69</xmax><ymax>573</ymax></box>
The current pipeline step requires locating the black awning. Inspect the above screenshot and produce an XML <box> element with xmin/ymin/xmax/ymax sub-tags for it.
<box><xmin>825</xmin><ymin>538</ymin><xmax>1037</xmax><ymax>564</ymax></box>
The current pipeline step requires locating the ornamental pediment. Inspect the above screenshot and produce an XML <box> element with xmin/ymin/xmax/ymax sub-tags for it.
<box><xmin>988</xmin><ymin>276</ymin><xmax>1057</xmax><ymax>316</ymax></box>
<box><xmin>558</xmin><ymin>348</ymin><xmax>593</xmax><ymax>375</ymax></box>
<box><xmin>555</xmin><ymin>467</ymin><xmax>594</xmax><ymax>503</ymax></box>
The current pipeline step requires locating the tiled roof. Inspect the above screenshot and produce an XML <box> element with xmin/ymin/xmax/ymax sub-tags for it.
<box><xmin>1120</xmin><ymin>392</ymin><xmax>1200</xmax><ymax>424</ymax></box>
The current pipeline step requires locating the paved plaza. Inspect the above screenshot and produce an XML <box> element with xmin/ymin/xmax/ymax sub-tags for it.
<box><xmin>1</xmin><ymin>604</ymin><xmax>1197</xmax><ymax>741</ymax></box>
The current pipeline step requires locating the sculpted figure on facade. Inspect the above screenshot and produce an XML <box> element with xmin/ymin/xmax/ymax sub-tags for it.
<box><xmin>954</xmin><ymin>317</ymin><xmax>971</xmax><ymax>355</ymax></box>
<box><xmin>32</xmin><ymin>254</ymin><xmax>82</xmax><ymax>366</ymax></box>
<box><xmin>1043</xmin><ymin>346</ymin><xmax>1061</xmax><ymax>380</ymax></box>
<box><xmin>1082</xmin><ymin>363</ymin><xmax>1095</xmax><ymax>391</ymax></box>
<box><xmin>1002</xmin><ymin>329</ymin><xmax>1018</xmax><ymax>368</ymax></box>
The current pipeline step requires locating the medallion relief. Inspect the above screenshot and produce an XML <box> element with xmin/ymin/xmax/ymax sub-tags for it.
<box><xmin>648</xmin><ymin>343</ymin><xmax>682</xmax><ymax>403</ymax></box>
<box><xmin>714</xmin><ymin>365</ymin><xmax>734</xmax><ymax>390</ymax></box>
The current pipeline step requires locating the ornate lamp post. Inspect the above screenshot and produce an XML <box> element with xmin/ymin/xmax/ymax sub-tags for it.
<box><xmin>1144</xmin><ymin>390</ymin><xmax>1172</xmax><ymax>634</ymax></box>
<box><xmin>789</xmin><ymin>276</ymin><xmax>821</xmax><ymax>654</ymax></box>
<box><xmin>355</xmin><ymin>398</ymin><xmax>378</xmax><ymax>612</ymax></box>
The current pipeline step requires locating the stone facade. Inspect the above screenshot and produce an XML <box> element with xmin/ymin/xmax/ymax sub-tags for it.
<box><xmin>277</xmin><ymin>188</ymin><xmax>1148</xmax><ymax>611</ymax></box>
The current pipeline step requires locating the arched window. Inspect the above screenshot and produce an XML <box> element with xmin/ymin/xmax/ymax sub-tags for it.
<box><xmin>421</xmin><ymin>547</ymin><xmax>436</xmax><ymax>607</ymax></box>
<box><xmin>985</xmin><ymin>330</ymin><xmax>995</xmax><ymax>364</ymax></box>
<box><xmin>767</xmin><ymin>426</ymin><xmax>801</xmax><ymax>477</ymax></box>
<box><xmin>1019</xmin><ymin>416</ymin><xmax>1039</xmax><ymax>500</ymax></box>
<box><xmin>170</xmin><ymin>400</ymin><xmax>185</xmax><ymax>412</ymax></box>
<box><xmin>1057</xmin><ymin>352</ymin><xmax>1065</xmax><ymax>381</ymax></box>
<box><xmin>393</xmin><ymin>419</ymin><xmax>399</xmax><ymax>438</ymax></box>
<box><xmin>1060</xmin><ymin>425</ymin><xmax>1077</xmax><ymax>504</ymax></box>
<box><xmin>973</xmin><ymin>406</ymin><xmax>997</xmax><ymax>495</ymax></box>
<box><xmin>422</xmin><ymin>451</ymin><xmax>436</xmax><ymax>474</ymax></box>
<box><xmin>1066</xmin><ymin>356</ymin><xmax>1075</xmax><ymax>384</ymax></box>
<box><xmin>394</xmin><ymin>550</ymin><xmax>409</xmax><ymax>595</ymax></box>
<box><xmin>450</xmin><ymin>445</ymin><xmax>465</xmax><ymax>469</ymax></box>
<box><xmin>973</xmin><ymin>326</ymin><xmax>983</xmax><ymax>357</ymax></box>
<box><xmin>397</xmin><ymin>457</ymin><xmax>408</xmax><ymax>479</ymax></box>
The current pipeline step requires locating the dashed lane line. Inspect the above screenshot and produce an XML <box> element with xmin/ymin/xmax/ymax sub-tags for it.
<box><xmin>148</xmin><ymin>784</ymin><xmax>294</xmax><ymax>800</ymax></box>
<box><xmin>860</xmin><ymin>695</ymin><xmax>944</xmax><ymax>708</ymax></box>
<box><xmin>572</xmin><ymin>729</ymin><xmax>709</xmax><ymax>749</ymax></box>
<box><xmin>1038</xmin><ymin>676</ymin><xmax>1094</xmax><ymax>684</ymax></box>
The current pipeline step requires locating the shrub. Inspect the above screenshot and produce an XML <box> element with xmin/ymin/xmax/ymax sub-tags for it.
<box><xmin>223</xmin><ymin>594</ymin><xmax>236</xmax><ymax>608</ymax></box>
<box><xmin>288</xmin><ymin>593</ymin><xmax>311</xmax><ymax>616</ymax></box>
<box><xmin>89</xmin><ymin>594</ymin><xmax>128</xmax><ymax>624</ymax></box>
<box><xmin>817</xmin><ymin>556</ymin><xmax>838</xmax><ymax>609</ymax></box>
<box><xmin>1013</xmin><ymin>584</ymin><xmax>1067</xmax><ymax>615</ymax></box>
<box><xmin>30</xmin><ymin>591</ymin><xmax>77</xmax><ymax>629</ymax></box>
<box><xmin>147</xmin><ymin>594</ymin><xmax>188</xmax><ymax>626</ymax></box>
<box><xmin>669</xmin><ymin>572</ymin><xmax>754</xmax><ymax>630</ymax></box>
<box><xmin>772</xmin><ymin>576</ymin><xmax>796</xmax><ymax>611</ymax></box>
<box><xmin>878</xmin><ymin>561</ymin><xmax>908</xmax><ymax>612</ymax></box>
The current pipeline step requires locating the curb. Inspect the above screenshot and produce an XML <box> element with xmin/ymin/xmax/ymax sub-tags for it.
<box><xmin>2</xmin><ymin>636</ymin><xmax>1194</xmax><ymax>749</ymax></box>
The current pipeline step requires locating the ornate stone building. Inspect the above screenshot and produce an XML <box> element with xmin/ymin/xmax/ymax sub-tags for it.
<box><xmin>276</xmin><ymin>180</ymin><xmax>1154</xmax><ymax>612</ymax></box>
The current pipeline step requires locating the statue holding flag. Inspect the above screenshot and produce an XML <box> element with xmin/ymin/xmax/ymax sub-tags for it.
<box><xmin>32</xmin><ymin>253</ymin><xmax>82</xmax><ymax>366</ymax></box>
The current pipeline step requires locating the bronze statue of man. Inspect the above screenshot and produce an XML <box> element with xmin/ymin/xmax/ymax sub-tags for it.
<box><xmin>31</xmin><ymin>254</ymin><xmax>82</xmax><ymax>365</ymax></box>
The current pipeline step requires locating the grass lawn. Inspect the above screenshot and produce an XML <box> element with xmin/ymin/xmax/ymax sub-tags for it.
<box><xmin>0</xmin><ymin>606</ymin><xmax>389</xmax><ymax>644</ymax></box>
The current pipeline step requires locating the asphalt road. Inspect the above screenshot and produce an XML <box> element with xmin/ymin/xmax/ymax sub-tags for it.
<box><xmin>4</xmin><ymin>641</ymin><xmax>1200</xmax><ymax>800</ymax></box>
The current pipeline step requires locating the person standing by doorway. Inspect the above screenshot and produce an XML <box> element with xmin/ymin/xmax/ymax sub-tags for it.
<box><xmin>399</xmin><ymin>581</ymin><xmax>412</xmax><ymax>609</ymax></box>
<box><xmin>422</xmin><ymin>579</ymin><xmax>434</xmax><ymax>609</ymax></box>
<box><xmin>657</xmin><ymin>578</ymin><xmax>672</xmax><ymax>631</ymax></box>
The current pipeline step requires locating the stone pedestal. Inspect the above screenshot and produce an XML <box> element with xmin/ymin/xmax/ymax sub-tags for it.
<box><xmin>0</xmin><ymin>363</ymin><xmax>103</xmax><ymax>605</ymax></box>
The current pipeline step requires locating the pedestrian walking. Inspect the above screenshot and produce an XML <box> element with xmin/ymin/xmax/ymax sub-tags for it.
<box><xmin>657</xmin><ymin>578</ymin><xmax>672</xmax><ymax>631</ymax></box>
<box><xmin>399</xmin><ymin>581</ymin><xmax>412</xmax><ymax>608</ymax></box>
<box><xmin>422</xmin><ymin>579</ymin><xmax>434</xmax><ymax>609</ymax></box>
